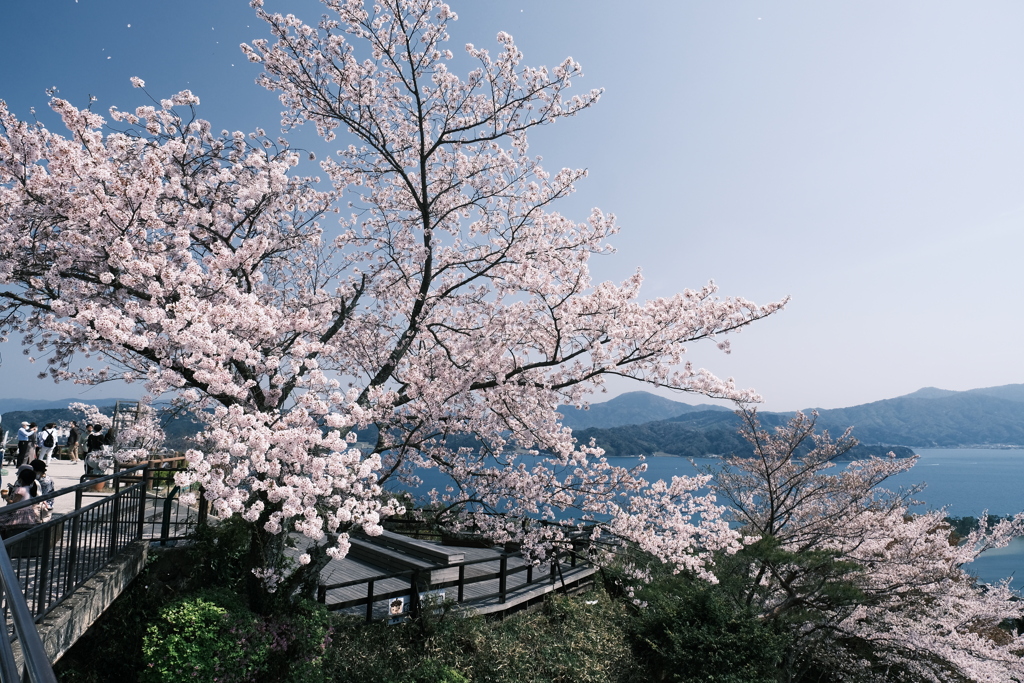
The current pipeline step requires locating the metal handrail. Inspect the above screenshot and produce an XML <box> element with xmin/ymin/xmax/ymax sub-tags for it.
<box><xmin>0</xmin><ymin>464</ymin><xmax>157</xmax><ymax>681</ymax></box>
<box><xmin>0</xmin><ymin>463</ymin><xmax>148</xmax><ymax>517</ymax></box>
<box><xmin>0</xmin><ymin>535</ymin><xmax>57</xmax><ymax>683</ymax></box>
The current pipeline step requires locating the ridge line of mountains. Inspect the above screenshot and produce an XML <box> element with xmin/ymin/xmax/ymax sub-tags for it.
<box><xmin>3</xmin><ymin>384</ymin><xmax>1023</xmax><ymax>457</ymax></box>
<box><xmin>561</xmin><ymin>384</ymin><xmax>1024</xmax><ymax>458</ymax></box>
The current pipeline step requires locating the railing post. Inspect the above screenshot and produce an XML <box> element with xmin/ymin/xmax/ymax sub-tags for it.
<box><xmin>409</xmin><ymin>570</ymin><xmax>420</xmax><ymax>619</ymax></box>
<box><xmin>161</xmin><ymin>486</ymin><xmax>179</xmax><ymax>546</ymax></box>
<box><xmin>457</xmin><ymin>564</ymin><xmax>465</xmax><ymax>603</ymax></box>
<box><xmin>35</xmin><ymin>525</ymin><xmax>53</xmax><ymax>612</ymax></box>
<box><xmin>550</xmin><ymin>557</ymin><xmax>557</xmax><ymax>584</ymax></box>
<box><xmin>499</xmin><ymin>555</ymin><xmax>508</xmax><ymax>603</ymax></box>
<box><xmin>527</xmin><ymin>563</ymin><xmax>533</xmax><ymax>584</ymax></box>
<box><xmin>365</xmin><ymin>579</ymin><xmax>375</xmax><ymax>623</ymax></box>
<box><xmin>108</xmin><ymin>472</ymin><xmax>122</xmax><ymax>559</ymax></box>
<box><xmin>64</xmin><ymin>489</ymin><xmax>84</xmax><ymax>594</ymax></box>
<box><xmin>317</xmin><ymin>584</ymin><xmax>327</xmax><ymax>604</ymax></box>
<box><xmin>198</xmin><ymin>487</ymin><xmax>209</xmax><ymax>527</ymax></box>
<box><xmin>137</xmin><ymin>466</ymin><xmax>149</xmax><ymax>539</ymax></box>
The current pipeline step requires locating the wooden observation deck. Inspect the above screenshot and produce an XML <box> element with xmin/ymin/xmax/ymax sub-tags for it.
<box><xmin>316</xmin><ymin>530</ymin><xmax>597</xmax><ymax>621</ymax></box>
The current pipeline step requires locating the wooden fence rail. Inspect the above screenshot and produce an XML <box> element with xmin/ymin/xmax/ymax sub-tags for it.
<box><xmin>317</xmin><ymin>548</ymin><xmax>587</xmax><ymax>622</ymax></box>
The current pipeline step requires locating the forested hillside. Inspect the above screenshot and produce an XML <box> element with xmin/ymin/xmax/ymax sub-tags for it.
<box><xmin>570</xmin><ymin>384</ymin><xmax>1024</xmax><ymax>456</ymax></box>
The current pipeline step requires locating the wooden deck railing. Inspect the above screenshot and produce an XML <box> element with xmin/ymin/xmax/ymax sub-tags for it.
<box><xmin>316</xmin><ymin>547</ymin><xmax>588</xmax><ymax>622</ymax></box>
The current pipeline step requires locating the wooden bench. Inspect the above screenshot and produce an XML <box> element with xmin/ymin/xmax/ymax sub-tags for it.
<box><xmin>348</xmin><ymin>535</ymin><xmax>463</xmax><ymax>584</ymax></box>
<box><xmin>359</xmin><ymin>529</ymin><xmax>465</xmax><ymax>564</ymax></box>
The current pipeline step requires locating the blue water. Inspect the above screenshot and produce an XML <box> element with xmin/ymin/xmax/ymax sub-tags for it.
<box><xmin>632</xmin><ymin>448</ymin><xmax>1024</xmax><ymax>589</ymax></box>
<box><xmin>393</xmin><ymin>448</ymin><xmax>1024</xmax><ymax>589</ymax></box>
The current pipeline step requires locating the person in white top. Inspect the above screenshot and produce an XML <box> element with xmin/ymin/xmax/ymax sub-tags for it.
<box><xmin>36</xmin><ymin>423</ymin><xmax>57</xmax><ymax>462</ymax></box>
<box><xmin>16</xmin><ymin>422</ymin><xmax>33</xmax><ymax>467</ymax></box>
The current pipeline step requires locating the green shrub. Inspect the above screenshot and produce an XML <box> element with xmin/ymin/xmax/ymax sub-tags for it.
<box><xmin>141</xmin><ymin>591</ymin><xmax>264</xmax><ymax>683</ymax></box>
<box><xmin>141</xmin><ymin>590</ymin><xmax>332</xmax><ymax>683</ymax></box>
<box><xmin>322</xmin><ymin>588</ymin><xmax>638</xmax><ymax>683</ymax></box>
<box><xmin>629</xmin><ymin>574</ymin><xmax>788</xmax><ymax>683</ymax></box>
<box><xmin>181</xmin><ymin>516</ymin><xmax>255</xmax><ymax>593</ymax></box>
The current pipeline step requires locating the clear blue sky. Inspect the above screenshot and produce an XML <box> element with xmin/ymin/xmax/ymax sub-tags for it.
<box><xmin>2</xmin><ymin>0</ymin><xmax>1023</xmax><ymax>411</ymax></box>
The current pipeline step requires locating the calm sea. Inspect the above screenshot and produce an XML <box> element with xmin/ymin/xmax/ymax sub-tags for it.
<box><xmin>621</xmin><ymin>448</ymin><xmax>1024</xmax><ymax>589</ymax></box>
<box><xmin>393</xmin><ymin>447</ymin><xmax>1024</xmax><ymax>589</ymax></box>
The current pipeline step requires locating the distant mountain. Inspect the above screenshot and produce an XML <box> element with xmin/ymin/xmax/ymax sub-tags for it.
<box><xmin>3</xmin><ymin>384</ymin><xmax>1022</xmax><ymax>456</ymax></box>
<box><xmin>0</xmin><ymin>397</ymin><xmax>130</xmax><ymax>413</ymax></box>
<box><xmin>899</xmin><ymin>384</ymin><xmax>1024</xmax><ymax>404</ymax></box>
<box><xmin>812</xmin><ymin>392</ymin><xmax>1024</xmax><ymax>447</ymax></box>
<box><xmin>900</xmin><ymin>387</ymin><xmax>961</xmax><ymax>400</ymax></box>
<box><xmin>557</xmin><ymin>391</ymin><xmax>730</xmax><ymax>430</ymax></box>
<box><xmin>570</xmin><ymin>384</ymin><xmax>1024</xmax><ymax>457</ymax></box>
<box><xmin>575</xmin><ymin>409</ymin><xmax>915</xmax><ymax>460</ymax></box>
<box><xmin>966</xmin><ymin>384</ymin><xmax>1024</xmax><ymax>403</ymax></box>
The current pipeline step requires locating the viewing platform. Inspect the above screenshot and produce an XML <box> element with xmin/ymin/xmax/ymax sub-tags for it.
<box><xmin>316</xmin><ymin>529</ymin><xmax>597</xmax><ymax>621</ymax></box>
<box><xmin>0</xmin><ymin>460</ymin><xmax>597</xmax><ymax>682</ymax></box>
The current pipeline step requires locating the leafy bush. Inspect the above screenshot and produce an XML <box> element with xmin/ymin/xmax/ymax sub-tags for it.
<box><xmin>627</xmin><ymin>572</ymin><xmax>789</xmax><ymax>683</ymax></box>
<box><xmin>141</xmin><ymin>591</ymin><xmax>262</xmax><ymax>683</ymax></box>
<box><xmin>140</xmin><ymin>590</ymin><xmax>332</xmax><ymax>683</ymax></box>
<box><xmin>322</xmin><ymin>588</ymin><xmax>638</xmax><ymax>683</ymax></box>
<box><xmin>181</xmin><ymin>516</ymin><xmax>256</xmax><ymax>593</ymax></box>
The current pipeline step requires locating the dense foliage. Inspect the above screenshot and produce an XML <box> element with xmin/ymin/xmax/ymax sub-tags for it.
<box><xmin>708</xmin><ymin>409</ymin><xmax>1024</xmax><ymax>682</ymax></box>
<box><xmin>55</xmin><ymin>532</ymin><xmax>785</xmax><ymax>683</ymax></box>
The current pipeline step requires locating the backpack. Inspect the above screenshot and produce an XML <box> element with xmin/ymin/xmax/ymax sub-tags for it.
<box><xmin>43</xmin><ymin>430</ymin><xmax>54</xmax><ymax>448</ymax></box>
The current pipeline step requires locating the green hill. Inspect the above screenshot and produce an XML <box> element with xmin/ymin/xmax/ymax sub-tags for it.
<box><xmin>557</xmin><ymin>391</ymin><xmax>729</xmax><ymax>430</ymax></box>
<box><xmin>570</xmin><ymin>384</ymin><xmax>1024</xmax><ymax>457</ymax></box>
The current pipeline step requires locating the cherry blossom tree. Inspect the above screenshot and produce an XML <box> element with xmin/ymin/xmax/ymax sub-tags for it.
<box><xmin>0</xmin><ymin>0</ymin><xmax>784</xmax><ymax>604</ymax></box>
<box><xmin>710</xmin><ymin>409</ymin><xmax>1024</xmax><ymax>683</ymax></box>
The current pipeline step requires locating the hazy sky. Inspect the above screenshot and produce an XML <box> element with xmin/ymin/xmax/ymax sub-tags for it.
<box><xmin>2</xmin><ymin>0</ymin><xmax>1023</xmax><ymax>411</ymax></box>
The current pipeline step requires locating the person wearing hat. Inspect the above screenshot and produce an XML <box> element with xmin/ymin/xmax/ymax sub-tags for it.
<box><xmin>16</xmin><ymin>422</ymin><xmax>33</xmax><ymax>467</ymax></box>
<box><xmin>29</xmin><ymin>459</ymin><xmax>54</xmax><ymax>522</ymax></box>
<box><xmin>1</xmin><ymin>466</ymin><xmax>41</xmax><ymax>526</ymax></box>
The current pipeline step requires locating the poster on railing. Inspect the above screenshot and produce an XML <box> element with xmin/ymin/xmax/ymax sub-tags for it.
<box><xmin>386</xmin><ymin>589</ymin><xmax>447</xmax><ymax>625</ymax></box>
<box><xmin>387</xmin><ymin>596</ymin><xmax>405</xmax><ymax>626</ymax></box>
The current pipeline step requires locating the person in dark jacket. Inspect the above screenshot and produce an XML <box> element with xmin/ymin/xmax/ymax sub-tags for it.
<box><xmin>86</xmin><ymin>425</ymin><xmax>105</xmax><ymax>453</ymax></box>
<box><xmin>67</xmin><ymin>422</ymin><xmax>80</xmax><ymax>462</ymax></box>
<box><xmin>84</xmin><ymin>425</ymin><xmax>107</xmax><ymax>476</ymax></box>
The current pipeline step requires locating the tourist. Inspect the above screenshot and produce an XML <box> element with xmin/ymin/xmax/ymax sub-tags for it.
<box><xmin>66</xmin><ymin>421</ymin><xmax>80</xmax><ymax>462</ymax></box>
<box><xmin>1</xmin><ymin>466</ymin><xmax>41</xmax><ymax>526</ymax></box>
<box><xmin>16</xmin><ymin>421</ymin><xmax>32</xmax><ymax>467</ymax></box>
<box><xmin>37</xmin><ymin>423</ymin><xmax>58</xmax><ymax>462</ymax></box>
<box><xmin>84</xmin><ymin>425</ymin><xmax>107</xmax><ymax>476</ymax></box>
<box><xmin>30</xmin><ymin>459</ymin><xmax>54</xmax><ymax>522</ymax></box>
<box><xmin>25</xmin><ymin>423</ymin><xmax>38</xmax><ymax>462</ymax></box>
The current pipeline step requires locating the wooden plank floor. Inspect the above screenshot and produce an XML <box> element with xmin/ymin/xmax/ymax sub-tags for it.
<box><xmin>310</xmin><ymin>538</ymin><xmax>597</xmax><ymax>621</ymax></box>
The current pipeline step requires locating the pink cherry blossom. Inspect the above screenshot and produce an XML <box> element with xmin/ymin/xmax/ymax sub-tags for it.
<box><xmin>710</xmin><ymin>408</ymin><xmax>1024</xmax><ymax>682</ymax></box>
<box><xmin>0</xmin><ymin>0</ymin><xmax>785</xmax><ymax>596</ymax></box>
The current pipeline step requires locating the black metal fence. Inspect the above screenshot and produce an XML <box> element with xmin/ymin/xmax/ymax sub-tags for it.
<box><xmin>0</xmin><ymin>464</ymin><xmax>207</xmax><ymax>626</ymax></box>
<box><xmin>134</xmin><ymin>467</ymin><xmax>208</xmax><ymax>545</ymax></box>
<box><xmin>0</xmin><ymin>462</ymin><xmax>213</xmax><ymax>682</ymax></box>
<box><xmin>317</xmin><ymin>547</ymin><xmax>590</xmax><ymax>623</ymax></box>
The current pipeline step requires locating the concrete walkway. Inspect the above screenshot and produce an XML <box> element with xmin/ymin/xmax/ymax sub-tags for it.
<box><xmin>3</xmin><ymin>457</ymin><xmax>126</xmax><ymax>516</ymax></box>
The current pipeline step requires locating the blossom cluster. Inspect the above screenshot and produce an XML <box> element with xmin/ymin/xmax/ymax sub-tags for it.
<box><xmin>713</xmin><ymin>409</ymin><xmax>1024</xmax><ymax>682</ymax></box>
<box><xmin>0</xmin><ymin>0</ymin><xmax>784</xmax><ymax>583</ymax></box>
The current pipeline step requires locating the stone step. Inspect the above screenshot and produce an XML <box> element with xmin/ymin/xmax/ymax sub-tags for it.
<box><xmin>347</xmin><ymin>537</ymin><xmax>460</xmax><ymax>584</ymax></box>
<box><xmin>359</xmin><ymin>529</ymin><xmax>465</xmax><ymax>565</ymax></box>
